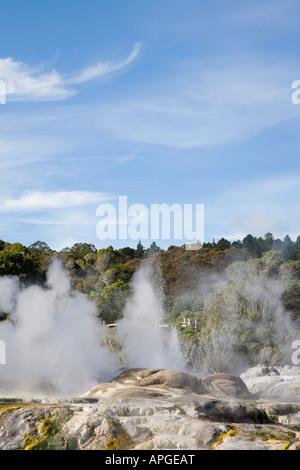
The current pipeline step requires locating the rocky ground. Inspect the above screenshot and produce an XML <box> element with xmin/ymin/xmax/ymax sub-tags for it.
<box><xmin>0</xmin><ymin>366</ymin><xmax>300</xmax><ymax>451</ymax></box>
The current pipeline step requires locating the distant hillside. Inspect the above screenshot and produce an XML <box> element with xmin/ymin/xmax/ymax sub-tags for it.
<box><xmin>0</xmin><ymin>233</ymin><xmax>300</xmax><ymax>373</ymax></box>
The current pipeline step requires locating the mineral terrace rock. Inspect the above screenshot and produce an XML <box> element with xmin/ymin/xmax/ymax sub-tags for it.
<box><xmin>111</xmin><ymin>368</ymin><xmax>207</xmax><ymax>395</ymax></box>
<box><xmin>0</xmin><ymin>368</ymin><xmax>300</xmax><ymax>450</ymax></box>
<box><xmin>110</xmin><ymin>368</ymin><xmax>253</xmax><ymax>399</ymax></box>
<box><xmin>188</xmin><ymin>400</ymin><xmax>269</xmax><ymax>424</ymax></box>
<box><xmin>202</xmin><ymin>373</ymin><xmax>253</xmax><ymax>399</ymax></box>
<box><xmin>0</xmin><ymin>404</ymin><xmax>73</xmax><ymax>450</ymax></box>
<box><xmin>241</xmin><ymin>365</ymin><xmax>300</xmax><ymax>401</ymax></box>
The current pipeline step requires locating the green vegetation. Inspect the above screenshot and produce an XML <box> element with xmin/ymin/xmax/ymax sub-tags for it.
<box><xmin>0</xmin><ymin>233</ymin><xmax>300</xmax><ymax>373</ymax></box>
<box><xmin>105</xmin><ymin>418</ymin><xmax>135</xmax><ymax>450</ymax></box>
<box><xmin>22</xmin><ymin>409</ymin><xmax>73</xmax><ymax>450</ymax></box>
<box><xmin>211</xmin><ymin>428</ymin><xmax>238</xmax><ymax>450</ymax></box>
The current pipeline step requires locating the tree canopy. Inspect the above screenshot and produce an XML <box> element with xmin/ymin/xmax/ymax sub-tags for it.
<box><xmin>0</xmin><ymin>232</ymin><xmax>299</xmax><ymax>373</ymax></box>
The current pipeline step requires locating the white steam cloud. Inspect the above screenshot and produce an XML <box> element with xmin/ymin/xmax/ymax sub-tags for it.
<box><xmin>0</xmin><ymin>259</ymin><xmax>116</xmax><ymax>397</ymax></box>
<box><xmin>0</xmin><ymin>260</ymin><xmax>185</xmax><ymax>398</ymax></box>
<box><xmin>116</xmin><ymin>264</ymin><xmax>185</xmax><ymax>371</ymax></box>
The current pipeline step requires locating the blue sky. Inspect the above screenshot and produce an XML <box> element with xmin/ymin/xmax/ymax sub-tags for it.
<box><xmin>1</xmin><ymin>0</ymin><xmax>300</xmax><ymax>250</ymax></box>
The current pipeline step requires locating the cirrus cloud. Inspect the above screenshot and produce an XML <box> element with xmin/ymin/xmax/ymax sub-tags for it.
<box><xmin>0</xmin><ymin>43</ymin><xmax>141</xmax><ymax>102</ymax></box>
<box><xmin>0</xmin><ymin>190</ymin><xmax>113</xmax><ymax>212</ymax></box>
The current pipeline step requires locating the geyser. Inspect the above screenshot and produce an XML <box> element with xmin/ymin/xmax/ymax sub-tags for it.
<box><xmin>0</xmin><ymin>259</ymin><xmax>116</xmax><ymax>397</ymax></box>
<box><xmin>0</xmin><ymin>259</ymin><xmax>185</xmax><ymax>398</ymax></box>
<box><xmin>116</xmin><ymin>263</ymin><xmax>185</xmax><ymax>370</ymax></box>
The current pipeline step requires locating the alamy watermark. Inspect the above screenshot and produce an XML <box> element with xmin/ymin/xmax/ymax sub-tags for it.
<box><xmin>292</xmin><ymin>340</ymin><xmax>300</xmax><ymax>366</ymax></box>
<box><xmin>0</xmin><ymin>340</ymin><xmax>6</xmax><ymax>365</ymax></box>
<box><xmin>0</xmin><ymin>80</ymin><xmax>6</xmax><ymax>105</ymax></box>
<box><xmin>96</xmin><ymin>196</ymin><xmax>204</xmax><ymax>249</ymax></box>
<box><xmin>292</xmin><ymin>80</ymin><xmax>300</xmax><ymax>105</ymax></box>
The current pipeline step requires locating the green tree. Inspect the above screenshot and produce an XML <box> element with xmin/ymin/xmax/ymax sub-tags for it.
<box><xmin>231</xmin><ymin>240</ymin><xmax>242</xmax><ymax>249</ymax></box>
<box><xmin>296</xmin><ymin>235</ymin><xmax>300</xmax><ymax>260</ymax></box>
<box><xmin>264</xmin><ymin>233</ymin><xmax>274</xmax><ymax>252</ymax></box>
<box><xmin>96</xmin><ymin>281</ymin><xmax>131</xmax><ymax>323</ymax></box>
<box><xmin>282</xmin><ymin>281</ymin><xmax>300</xmax><ymax>321</ymax></box>
<box><xmin>282</xmin><ymin>235</ymin><xmax>297</xmax><ymax>261</ymax></box>
<box><xmin>0</xmin><ymin>243</ymin><xmax>40</xmax><ymax>283</ymax></box>
<box><xmin>215</xmin><ymin>238</ymin><xmax>231</xmax><ymax>251</ymax></box>
<box><xmin>69</xmin><ymin>243</ymin><xmax>97</xmax><ymax>259</ymax></box>
<box><xmin>145</xmin><ymin>241</ymin><xmax>162</xmax><ymax>257</ymax></box>
<box><xmin>243</xmin><ymin>234</ymin><xmax>263</xmax><ymax>257</ymax></box>
<box><xmin>109</xmin><ymin>264</ymin><xmax>136</xmax><ymax>283</ymax></box>
<box><xmin>135</xmin><ymin>241</ymin><xmax>145</xmax><ymax>258</ymax></box>
<box><xmin>28</xmin><ymin>241</ymin><xmax>52</xmax><ymax>255</ymax></box>
<box><xmin>28</xmin><ymin>241</ymin><xmax>54</xmax><ymax>280</ymax></box>
<box><xmin>118</xmin><ymin>247</ymin><xmax>136</xmax><ymax>261</ymax></box>
<box><xmin>280</xmin><ymin>260</ymin><xmax>300</xmax><ymax>280</ymax></box>
<box><xmin>96</xmin><ymin>247</ymin><xmax>120</xmax><ymax>276</ymax></box>
<box><xmin>167</xmin><ymin>245</ymin><xmax>177</xmax><ymax>251</ymax></box>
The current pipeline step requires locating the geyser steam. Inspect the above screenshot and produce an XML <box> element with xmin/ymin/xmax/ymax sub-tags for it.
<box><xmin>0</xmin><ymin>260</ymin><xmax>185</xmax><ymax>398</ymax></box>
<box><xmin>116</xmin><ymin>263</ymin><xmax>185</xmax><ymax>370</ymax></box>
<box><xmin>0</xmin><ymin>259</ymin><xmax>115</xmax><ymax>397</ymax></box>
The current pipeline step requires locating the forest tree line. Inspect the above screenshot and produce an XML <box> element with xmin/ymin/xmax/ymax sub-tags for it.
<box><xmin>0</xmin><ymin>232</ymin><xmax>300</xmax><ymax>372</ymax></box>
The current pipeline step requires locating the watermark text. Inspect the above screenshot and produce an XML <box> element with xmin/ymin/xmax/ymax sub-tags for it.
<box><xmin>0</xmin><ymin>80</ymin><xmax>6</xmax><ymax>105</ymax></box>
<box><xmin>292</xmin><ymin>340</ymin><xmax>300</xmax><ymax>365</ymax></box>
<box><xmin>0</xmin><ymin>340</ymin><xmax>6</xmax><ymax>365</ymax></box>
<box><xmin>96</xmin><ymin>197</ymin><xmax>204</xmax><ymax>249</ymax></box>
<box><xmin>292</xmin><ymin>80</ymin><xmax>300</xmax><ymax>105</ymax></box>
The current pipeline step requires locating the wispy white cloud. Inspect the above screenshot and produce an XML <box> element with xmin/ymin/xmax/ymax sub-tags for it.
<box><xmin>0</xmin><ymin>57</ymin><xmax>74</xmax><ymax>101</ymax></box>
<box><xmin>0</xmin><ymin>43</ymin><xmax>141</xmax><ymax>102</ymax></box>
<box><xmin>93</xmin><ymin>56</ymin><xmax>300</xmax><ymax>148</ymax></box>
<box><xmin>0</xmin><ymin>191</ymin><xmax>113</xmax><ymax>212</ymax></box>
<box><xmin>0</xmin><ymin>136</ymin><xmax>74</xmax><ymax>168</ymax></box>
<box><xmin>64</xmin><ymin>42</ymin><xmax>141</xmax><ymax>85</ymax></box>
<box><xmin>222</xmin><ymin>175</ymin><xmax>300</xmax><ymax>208</ymax></box>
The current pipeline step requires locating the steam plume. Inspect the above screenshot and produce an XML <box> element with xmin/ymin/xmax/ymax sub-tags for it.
<box><xmin>116</xmin><ymin>263</ymin><xmax>185</xmax><ymax>370</ymax></box>
<box><xmin>0</xmin><ymin>259</ymin><xmax>115</xmax><ymax>397</ymax></box>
